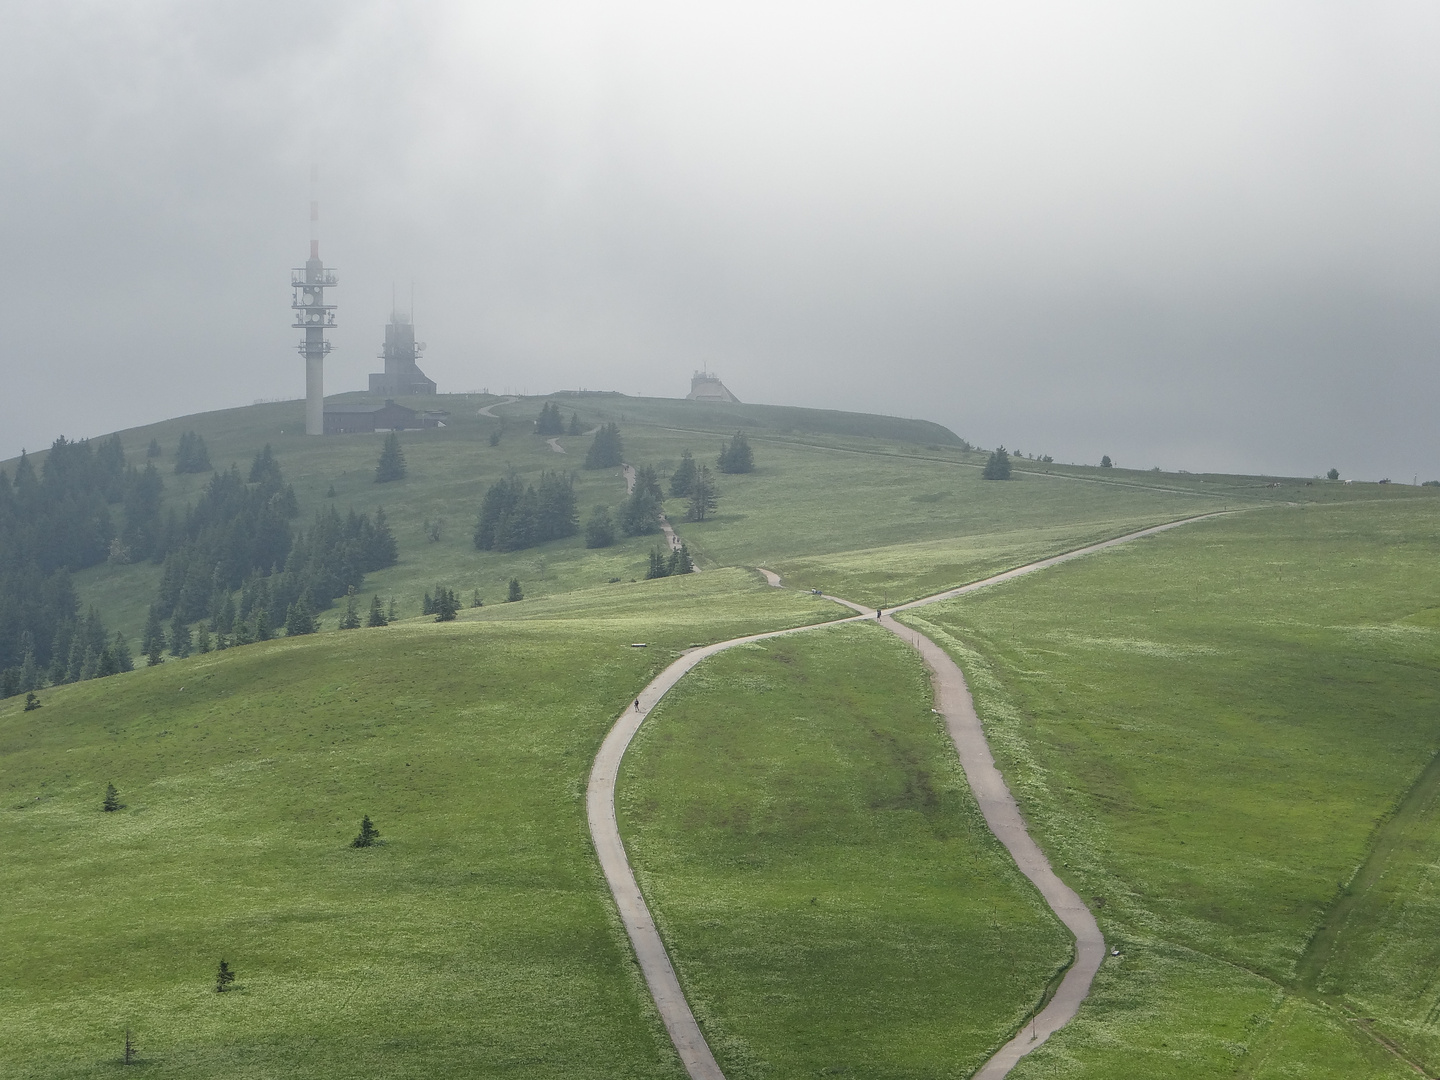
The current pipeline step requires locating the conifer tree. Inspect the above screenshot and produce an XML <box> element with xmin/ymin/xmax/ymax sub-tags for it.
<box><xmin>471</xmin><ymin>590</ymin><xmax>483</xmax><ymax>608</ymax></box>
<box><xmin>284</xmin><ymin>596</ymin><xmax>316</xmax><ymax>636</ymax></box>
<box><xmin>367</xmin><ymin>595</ymin><xmax>387</xmax><ymax>627</ymax></box>
<box><xmin>195</xmin><ymin>625</ymin><xmax>212</xmax><ymax>653</ymax></box>
<box><xmin>685</xmin><ymin>466</ymin><xmax>719</xmax><ymax>522</ymax></box>
<box><xmin>215</xmin><ymin>960</ymin><xmax>235</xmax><ymax>993</ymax></box>
<box><xmin>671</xmin><ymin>542</ymin><xmax>694</xmax><ymax>574</ymax></box>
<box><xmin>146</xmin><ymin>438</ymin><xmax>162</xmax><ymax>458</ymax></box>
<box><xmin>717</xmin><ymin>430</ymin><xmax>754</xmax><ymax>474</ymax></box>
<box><xmin>584</xmin><ymin>423</ymin><xmax>624</xmax><ymax>469</ymax></box>
<box><xmin>568</xmin><ymin>412</ymin><xmax>582</xmax><ymax>436</ymax></box>
<box><xmin>102</xmin><ymin>782</ymin><xmax>121</xmax><ymax>812</ymax></box>
<box><xmin>387</xmin><ymin>598</ymin><xmax>398</xmax><ymax>622</ymax></box>
<box><xmin>374</xmin><ymin>432</ymin><xmax>407</xmax><ymax>483</ymax></box>
<box><xmin>669</xmin><ymin>450</ymin><xmax>698</xmax><ymax>497</ymax></box>
<box><xmin>24</xmin><ymin>692</ymin><xmax>41</xmax><ymax>711</ymax></box>
<box><xmin>169</xmin><ymin>613</ymin><xmax>192</xmax><ymax>658</ymax></box>
<box><xmin>434</xmin><ymin>588</ymin><xmax>458</xmax><ymax>621</ymax></box>
<box><xmin>111</xmin><ymin>632</ymin><xmax>133</xmax><ymax>673</ymax></box>
<box><xmin>352</xmin><ymin>815</ymin><xmax>380</xmax><ymax>848</ymax></box>
<box><xmin>646</xmin><ymin>548</ymin><xmax>670</xmax><ymax>579</ymax></box>
<box><xmin>507</xmin><ymin>578</ymin><xmax>523</xmax><ymax>602</ymax></box>
<box><xmin>339</xmin><ymin>594</ymin><xmax>361</xmax><ymax>629</ymax></box>
<box><xmin>983</xmin><ymin>447</ymin><xmax>1012</xmax><ymax>480</ymax></box>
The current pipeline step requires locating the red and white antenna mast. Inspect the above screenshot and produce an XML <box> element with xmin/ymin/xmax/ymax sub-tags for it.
<box><xmin>293</xmin><ymin>159</ymin><xmax>336</xmax><ymax>435</ymax></box>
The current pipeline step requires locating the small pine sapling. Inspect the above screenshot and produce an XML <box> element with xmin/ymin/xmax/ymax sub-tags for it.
<box><xmin>471</xmin><ymin>589</ymin><xmax>483</xmax><ymax>608</ymax></box>
<box><xmin>103</xmin><ymin>783</ymin><xmax>122</xmax><ymax>811</ymax></box>
<box><xmin>352</xmin><ymin>815</ymin><xmax>380</xmax><ymax>848</ymax></box>
<box><xmin>215</xmin><ymin>960</ymin><xmax>236</xmax><ymax>993</ymax></box>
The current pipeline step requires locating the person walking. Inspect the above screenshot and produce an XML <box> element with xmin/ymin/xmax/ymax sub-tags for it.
<box><xmin>634</xmin><ymin>698</ymin><xmax>641</xmax><ymax>711</ymax></box>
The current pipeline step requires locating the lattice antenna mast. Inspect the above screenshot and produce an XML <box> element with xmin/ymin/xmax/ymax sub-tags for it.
<box><xmin>293</xmin><ymin>160</ymin><xmax>337</xmax><ymax>435</ymax></box>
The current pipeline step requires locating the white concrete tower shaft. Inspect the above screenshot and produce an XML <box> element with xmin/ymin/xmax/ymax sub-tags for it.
<box><xmin>293</xmin><ymin>163</ymin><xmax>336</xmax><ymax>436</ymax></box>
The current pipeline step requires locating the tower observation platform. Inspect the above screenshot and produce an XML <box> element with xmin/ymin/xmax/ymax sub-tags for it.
<box><xmin>369</xmin><ymin>311</ymin><xmax>436</xmax><ymax>396</ymax></box>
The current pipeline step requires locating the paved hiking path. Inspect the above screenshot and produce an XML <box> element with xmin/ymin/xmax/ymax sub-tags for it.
<box><xmin>588</xmin><ymin>512</ymin><xmax>1233</xmax><ymax>1079</ymax></box>
<box><xmin>477</xmin><ymin>395</ymin><xmax>518</xmax><ymax>417</ymax></box>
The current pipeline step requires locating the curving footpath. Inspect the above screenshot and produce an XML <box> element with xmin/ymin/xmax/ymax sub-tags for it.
<box><xmin>477</xmin><ymin>395</ymin><xmax>518</xmax><ymax>417</ymax></box>
<box><xmin>588</xmin><ymin>512</ymin><xmax>1234</xmax><ymax>1078</ymax></box>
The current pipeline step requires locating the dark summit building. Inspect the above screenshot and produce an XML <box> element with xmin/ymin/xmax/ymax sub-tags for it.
<box><xmin>369</xmin><ymin>311</ymin><xmax>436</xmax><ymax>397</ymax></box>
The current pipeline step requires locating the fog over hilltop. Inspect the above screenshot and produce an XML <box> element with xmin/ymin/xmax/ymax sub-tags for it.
<box><xmin>2</xmin><ymin>2</ymin><xmax>1437</xmax><ymax>480</ymax></box>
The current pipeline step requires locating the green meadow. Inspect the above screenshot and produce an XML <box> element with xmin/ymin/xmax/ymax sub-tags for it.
<box><xmin>41</xmin><ymin>391</ymin><xmax>1294</xmax><ymax>640</ymax></box>
<box><xmin>0</xmin><ymin>572</ymin><xmax>835</xmax><ymax>1078</ymax></box>
<box><xmin>6</xmin><ymin>391</ymin><xmax>1440</xmax><ymax>1077</ymax></box>
<box><xmin>901</xmin><ymin>499</ymin><xmax>1440</xmax><ymax>1078</ymax></box>
<box><xmin>618</xmin><ymin>623</ymin><xmax>1073</xmax><ymax>1078</ymax></box>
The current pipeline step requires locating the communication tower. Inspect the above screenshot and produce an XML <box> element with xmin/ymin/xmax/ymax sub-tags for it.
<box><xmin>292</xmin><ymin>165</ymin><xmax>337</xmax><ymax>436</ymax></box>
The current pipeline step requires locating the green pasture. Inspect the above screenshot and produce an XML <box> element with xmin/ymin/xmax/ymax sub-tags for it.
<box><xmin>0</xmin><ymin>572</ymin><xmax>837</xmax><ymax>1078</ymax></box>
<box><xmin>902</xmin><ymin>499</ymin><xmax>1440</xmax><ymax>1077</ymax></box>
<box><xmin>31</xmin><ymin>390</ymin><xmax>1420</xmax><ymax>640</ymax></box>
<box><xmin>618</xmin><ymin>623</ymin><xmax>1073</xmax><ymax>1078</ymax></box>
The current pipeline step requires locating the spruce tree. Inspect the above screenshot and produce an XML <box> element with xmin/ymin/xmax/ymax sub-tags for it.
<box><xmin>388</xmin><ymin>598</ymin><xmax>398</xmax><ymax>622</ymax></box>
<box><xmin>102</xmin><ymin>782</ymin><xmax>121</xmax><ymax>812</ymax></box>
<box><xmin>583</xmin><ymin>423</ymin><xmax>624</xmax><ymax>469</ymax></box>
<box><xmin>169</xmin><ymin>614</ymin><xmax>192</xmax><ymax>658</ymax></box>
<box><xmin>717</xmin><ymin>430</ymin><xmax>754</xmax><ymax>474</ymax></box>
<box><xmin>507</xmin><ymin>578</ymin><xmax>523</xmax><ymax>602</ymax></box>
<box><xmin>215</xmin><ymin>960</ymin><xmax>235</xmax><ymax>993</ymax></box>
<box><xmin>339</xmin><ymin>594</ymin><xmax>361</xmax><ymax>629</ymax></box>
<box><xmin>112</xmin><ymin>632</ymin><xmax>134</xmax><ymax>672</ymax></box>
<box><xmin>367</xmin><ymin>595</ymin><xmax>388</xmax><ymax>627</ymax></box>
<box><xmin>685</xmin><ymin>466</ymin><xmax>719</xmax><ymax>522</ymax></box>
<box><xmin>646</xmin><ymin>548</ymin><xmax>670</xmax><ymax>579</ymax></box>
<box><xmin>422</xmin><ymin>591</ymin><xmax>434</xmax><ymax>616</ymax></box>
<box><xmin>195</xmin><ymin>625</ymin><xmax>212</xmax><ymax>653</ymax></box>
<box><xmin>670</xmin><ymin>450</ymin><xmax>698</xmax><ymax>497</ymax></box>
<box><xmin>352</xmin><ymin>815</ymin><xmax>380</xmax><ymax>848</ymax></box>
<box><xmin>285</xmin><ymin>596</ymin><xmax>316</xmax><ymax>636</ymax></box>
<box><xmin>435</xmin><ymin>588</ymin><xmax>458</xmax><ymax>622</ymax></box>
<box><xmin>471</xmin><ymin>590</ymin><xmax>483</xmax><ymax>608</ymax></box>
<box><xmin>983</xmin><ymin>447</ymin><xmax>1012</xmax><ymax>480</ymax></box>
<box><xmin>672</xmin><ymin>542</ymin><xmax>694</xmax><ymax>574</ymax></box>
<box><xmin>374</xmin><ymin>432</ymin><xmax>407</xmax><ymax>483</ymax></box>
<box><xmin>24</xmin><ymin>692</ymin><xmax>41</xmax><ymax>711</ymax></box>
<box><xmin>146</xmin><ymin>438</ymin><xmax>162</xmax><ymax>458</ymax></box>
<box><xmin>568</xmin><ymin>412</ymin><xmax>582</xmax><ymax>436</ymax></box>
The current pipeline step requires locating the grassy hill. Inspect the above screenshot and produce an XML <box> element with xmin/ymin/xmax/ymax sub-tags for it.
<box><xmin>10</xmin><ymin>390</ymin><xmax>1379</xmax><ymax>643</ymax></box>
<box><xmin>4</xmin><ymin>392</ymin><xmax>1439</xmax><ymax>1076</ymax></box>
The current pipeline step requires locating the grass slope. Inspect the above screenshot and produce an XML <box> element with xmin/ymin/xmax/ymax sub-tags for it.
<box><xmin>901</xmin><ymin>500</ymin><xmax>1440</xmax><ymax>1078</ymax></box>
<box><xmin>27</xmin><ymin>390</ymin><xmax>1420</xmax><ymax>640</ymax></box>
<box><xmin>618</xmin><ymin>623</ymin><xmax>1073</xmax><ymax>1078</ymax></box>
<box><xmin>0</xmin><ymin>571</ymin><xmax>838</xmax><ymax>1078</ymax></box>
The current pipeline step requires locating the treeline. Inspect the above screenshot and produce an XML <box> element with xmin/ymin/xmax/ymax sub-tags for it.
<box><xmin>473</xmin><ymin>472</ymin><xmax>578</xmax><ymax>552</ymax></box>
<box><xmin>152</xmin><ymin>447</ymin><xmax>398</xmax><ymax>638</ymax></box>
<box><xmin>0</xmin><ymin>435</ymin><xmax>151</xmax><ymax>695</ymax></box>
<box><xmin>1</xmin><ymin>435</ymin><xmax>400</xmax><ymax>698</ymax></box>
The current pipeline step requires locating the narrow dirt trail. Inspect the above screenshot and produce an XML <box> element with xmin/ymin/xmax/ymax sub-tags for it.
<box><xmin>546</xmin><ymin>437</ymin><xmax>566</xmax><ymax>454</ymax></box>
<box><xmin>590</xmin><ymin>512</ymin><xmax>1234</xmax><ymax>1079</ymax></box>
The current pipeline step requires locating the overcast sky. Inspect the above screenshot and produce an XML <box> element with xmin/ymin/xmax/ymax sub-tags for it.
<box><xmin>2</xmin><ymin>2</ymin><xmax>1437</xmax><ymax>479</ymax></box>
